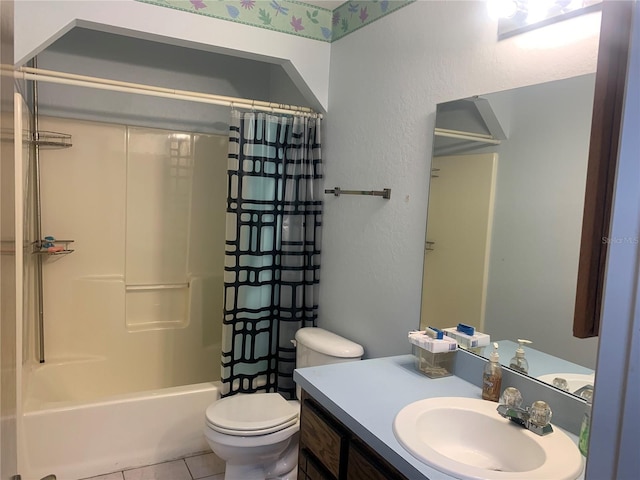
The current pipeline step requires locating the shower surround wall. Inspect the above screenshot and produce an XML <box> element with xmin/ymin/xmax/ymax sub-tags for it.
<box><xmin>25</xmin><ymin>115</ymin><xmax>227</xmax><ymax>407</ymax></box>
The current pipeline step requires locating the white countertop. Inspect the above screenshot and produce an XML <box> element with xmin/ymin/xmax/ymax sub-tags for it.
<box><xmin>293</xmin><ymin>354</ymin><xmax>582</xmax><ymax>480</ymax></box>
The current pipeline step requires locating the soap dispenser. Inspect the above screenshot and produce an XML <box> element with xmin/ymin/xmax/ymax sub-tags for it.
<box><xmin>482</xmin><ymin>342</ymin><xmax>502</xmax><ymax>402</ymax></box>
<box><xmin>509</xmin><ymin>339</ymin><xmax>532</xmax><ymax>374</ymax></box>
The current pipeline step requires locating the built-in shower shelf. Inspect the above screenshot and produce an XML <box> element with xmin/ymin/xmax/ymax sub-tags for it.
<box><xmin>35</xmin><ymin>249</ymin><xmax>75</xmax><ymax>256</ymax></box>
<box><xmin>31</xmin><ymin>130</ymin><xmax>72</xmax><ymax>148</ymax></box>
<box><xmin>33</xmin><ymin>239</ymin><xmax>75</xmax><ymax>256</ymax></box>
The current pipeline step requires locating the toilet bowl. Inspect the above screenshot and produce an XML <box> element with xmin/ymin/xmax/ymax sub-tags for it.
<box><xmin>204</xmin><ymin>327</ymin><xmax>364</xmax><ymax>480</ymax></box>
<box><xmin>204</xmin><ymin>393</ymin><xmax>300</xmax><ymax>480</ymax></box>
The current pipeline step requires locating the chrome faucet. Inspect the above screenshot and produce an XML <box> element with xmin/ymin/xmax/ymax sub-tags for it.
<box><xmin>497</xmin><ymin>387</ymin><xmax>553</xmax><ymax>436</ymax></box>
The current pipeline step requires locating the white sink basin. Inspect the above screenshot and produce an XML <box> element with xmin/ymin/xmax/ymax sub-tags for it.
<box><xmin>537</xmin><ymin>373</ymin><xmax>595</xmax><ymax>394</ymax></box>
<box><xmin>393</xmin><ymin>397</ymin><xmax>584</xmax><ymax>480</ymax></box>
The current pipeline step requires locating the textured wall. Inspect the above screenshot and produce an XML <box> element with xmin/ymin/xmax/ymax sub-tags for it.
<box><xmin>321</xmin><ymin>1</ymin><xmax>601</xmax><ymax>358</ymax></box>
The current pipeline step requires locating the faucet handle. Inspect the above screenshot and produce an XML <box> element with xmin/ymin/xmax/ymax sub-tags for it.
<box><xmin>530</xmin><ymin>400</ymin><xmax>552</xmax><ymax>427</ymax></box>
<box><xmin>499</xmin><ymin>387</ymin><xmax>523</xmax><ymax>407</ymax></box>
<box><xmin>552</xmin><ymin>377</ymin><xmax>570</xmax><ymax>392</ymax></box>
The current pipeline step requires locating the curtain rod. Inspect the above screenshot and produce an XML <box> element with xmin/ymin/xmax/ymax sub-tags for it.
<box><xmin>434</xmin><ymin>127</ymin><xmax>501</xmax><ymax>145</ymax></box>
<box><xmin>17</xmin><ymin>66</ymin><xmax>322</xmax><ymax>118</ymax></box>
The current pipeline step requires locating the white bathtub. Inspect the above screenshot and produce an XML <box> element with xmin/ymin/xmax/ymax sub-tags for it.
<box><xmin>21</xmin><ymin>381</ymin><xmax>220</xmax><ymax>480</ymax></box>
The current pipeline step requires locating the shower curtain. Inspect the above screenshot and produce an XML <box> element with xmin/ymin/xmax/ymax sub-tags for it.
<box><xmin>221</xmin><ymin>110</ymin><xmax>322</xmax><ymax>399</ymax></box>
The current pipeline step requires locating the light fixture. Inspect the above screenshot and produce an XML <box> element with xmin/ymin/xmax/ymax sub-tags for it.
<box><xmin>494</xmin><ymin>0</ymin><xmax>602</xmax><ymax>40</ymax></box>
<box><xmin>487</xmin><ymin>0</ymin><xmax>518</xmax><ymax>20</ymax></box>
<box><xmin>526</xmin><ymin>0</ymin><xmax>557</xmax><ymax>24</ymax></box>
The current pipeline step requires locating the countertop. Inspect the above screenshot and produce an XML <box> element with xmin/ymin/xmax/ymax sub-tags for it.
<box><xmin>293</xmin><ymin>354</ymin><xmax>582</xmax><ymax>480</ymax></box>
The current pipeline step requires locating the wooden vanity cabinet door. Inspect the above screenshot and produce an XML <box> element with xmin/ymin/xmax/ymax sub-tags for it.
<box><xmin>347</xmin><ymin>439</ymin><xmax>408</xmax><ymax>480</ymax></box>
<box><xmin>300</xmin><ymin>396</ymin><xmax>348</xmax><ymax>479</ymax></box>
<box><xmin>298</xmin><ymin>390</ymin><xmax>408</xmax><ymax>480</ymax></box>
<box><xmin>299</xmin><ymin>448</ymin><xmax>336</xmax><ymax>480</ymax></box>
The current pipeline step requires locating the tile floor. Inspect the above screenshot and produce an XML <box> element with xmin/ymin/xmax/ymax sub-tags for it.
<box><xmin>81</xmin><ymin>452</ymin><xmax>225</xmax><ymax>480</ymax></box>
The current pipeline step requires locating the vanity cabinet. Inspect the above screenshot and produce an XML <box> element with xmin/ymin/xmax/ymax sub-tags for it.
<box><xmin>298</xmin><ymin>390</ymin><xmax>408</xmax><ymax>480</ymax></box>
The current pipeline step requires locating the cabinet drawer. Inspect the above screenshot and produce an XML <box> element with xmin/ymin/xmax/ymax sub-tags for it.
<box><xmin>299</xmin><ymin>448</ymin><xmax>335</xmax><ymax>480</ymax></box>
<box><xmin>347</xmin><ymin>440</ymin><xmax>408</xmax><ymax>480</ymax></box>
<box><xmin>300</xmin><ymin>399</ymin><xmax>347</xmax><ymax>479</ymax></box>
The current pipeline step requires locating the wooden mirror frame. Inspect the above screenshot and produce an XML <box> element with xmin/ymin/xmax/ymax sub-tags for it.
<box><xmin>574</xmin><ymin>0</ymin><xmax>635</xmax><ymax>338</ymax></box>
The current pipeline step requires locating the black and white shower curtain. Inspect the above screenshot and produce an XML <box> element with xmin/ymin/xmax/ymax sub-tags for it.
<box><xmin>221</xmin><ymin>110</ymin><xmax>323</xmax><ymax>399</ymax></box>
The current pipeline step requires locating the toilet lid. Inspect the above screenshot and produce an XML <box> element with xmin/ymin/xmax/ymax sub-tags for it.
<box><xmin>206</xmin><ymin>393</ymin><xmax>299</xmax><ymax>434</ymax></box>
<box><xmin>207</xmin><ymin>416</ymin><xmax>298</xmax><ymax>437</ymax></box>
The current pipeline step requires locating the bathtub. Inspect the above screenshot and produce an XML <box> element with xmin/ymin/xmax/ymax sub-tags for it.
<box><xmin>21</xmin><ymin>381</ymin><xmax>221</xmax><ymax>480</ymax></box>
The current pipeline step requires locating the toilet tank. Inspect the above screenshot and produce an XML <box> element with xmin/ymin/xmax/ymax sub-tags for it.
<box><xmin>295</xmin><ymin>327</ymin><xmax>364</xmax><ymax>369</ymax></box>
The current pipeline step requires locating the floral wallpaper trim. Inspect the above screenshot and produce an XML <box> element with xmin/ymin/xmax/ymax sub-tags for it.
<box><xmin>135</xmin><ymin>0</ymin><xmax>414</xmax><ymax>43</ymax></box>
<box><xmin>331</xmin><ymin>1</ymin><xmax>414</xmax><ymax>42</ymax></box>
<box><xmin>136</xmin><ymin>0</ymin><xmax>333</xmax><ymax>42</ymax></box>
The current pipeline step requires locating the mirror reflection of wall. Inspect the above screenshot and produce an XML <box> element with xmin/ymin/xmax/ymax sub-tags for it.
<box><xmin>421</xmin><ymin>153</ymin><xmax>498</xmax><ymax>333</ymax></box>
<box><xmin>421</xmin><ymin>73</ymin><xmax>599</xmax><ymax>378</ymax></box>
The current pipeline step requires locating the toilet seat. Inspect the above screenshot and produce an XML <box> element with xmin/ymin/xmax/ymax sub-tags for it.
<box><xmin>207</xmin><ymin>416</ymin><xmax>298</xmax><ymax>436</ymax></box>
<box><xmin>206</xmin><ymin>393</ymin><xmax>299</xmax><ymax>437</ymax></box>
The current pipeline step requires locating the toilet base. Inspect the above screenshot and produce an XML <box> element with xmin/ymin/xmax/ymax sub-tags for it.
<box><xmin>265</xmin><ymin>432</ymin><xmax>298</xmax><ymax>479</ymax></box>
<box><xmin>271</xmin><ymin>465</ymin><xmax>297</xmax><ymax>480</ymax></box>
<box><xmin>223</xmin><ymin>432</ymin><xmax>298</xmax><ymax>480</ymax></box>
<box><xmin>224</xmin><ymin>464</ymin><xmax>268</xmax><ymax>480</ymax></box>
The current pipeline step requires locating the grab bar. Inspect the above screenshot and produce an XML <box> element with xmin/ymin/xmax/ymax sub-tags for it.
<box><xmin>125</xmin><ymin>283</ymin><xmax>189</xmax><ymax>291</ymax></box>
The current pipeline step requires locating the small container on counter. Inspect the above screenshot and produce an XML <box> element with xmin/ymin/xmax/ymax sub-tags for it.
<box><xmin>408</xmin><ymin>330</ymin><xmax>458</xmax><ymax>378</ymax></box>
<box><xmin>443</xmin><ymin>324</ymin><xmax>490</xmax><ymax>356</ymax></box>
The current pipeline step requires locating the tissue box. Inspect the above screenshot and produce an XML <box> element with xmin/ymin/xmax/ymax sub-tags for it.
<box><xmin>408</xmin><ymin>331</ymin><xmax>457</xmax><ymax>378</ymax></box>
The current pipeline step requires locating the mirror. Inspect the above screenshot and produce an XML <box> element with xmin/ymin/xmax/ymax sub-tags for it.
<box><xmin>420</xmin><ymin>74</ymin><xmax>598</xmax><ymax>396</ymax></box>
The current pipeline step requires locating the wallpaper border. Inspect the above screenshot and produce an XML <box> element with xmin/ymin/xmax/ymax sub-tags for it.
<box><xmin>135</xmin><ymin>0</ymin><xmax>415</xmax><ymax>43</ymax></box>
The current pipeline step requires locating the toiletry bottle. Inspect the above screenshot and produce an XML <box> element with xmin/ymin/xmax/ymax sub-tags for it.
<box><xmin>578</xmin><ymin>389</ymin><xmax>593</xmax><ymax>456</ymax></box>
<box><xmin>509</xmin><ymin>339</ymin><xmax>532</xmax><ymax>374</ymax></box>
<box><xmin>482</xmin><ymin>342</ymin><xmax>502</xmax><ymax>402</ymax></box>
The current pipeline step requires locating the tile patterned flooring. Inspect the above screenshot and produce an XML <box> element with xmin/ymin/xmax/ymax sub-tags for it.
<box><xmin>81</xmin><ymin>452</ymin><xmax>225</xmax><ymax>480</ymax></box>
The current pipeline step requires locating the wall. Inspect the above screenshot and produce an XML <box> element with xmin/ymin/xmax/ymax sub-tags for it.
<box><xmin>483</xmin><ymin>74</ymin><xmax>598</xmax><ymax>369</ymax></box>
<box><xmin>14</xmin><ymin>0</ymin><xmax>330</xmax><ymax>111</ymax></box>
<box><xmin>321</xmin><ymin>1</ymin><xmax>601</xmax><ymax>358</ymax></box>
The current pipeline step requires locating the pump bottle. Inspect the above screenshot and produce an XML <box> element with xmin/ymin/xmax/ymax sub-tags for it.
<box><xmin>509</xmin><ymin>339</ymin><xmax>532</xmax><ymax>374</ymax></box>
<box><xmin>482</xmin><ymin>342</ymin><xmax>502</xmax><ymax>402</ymax></box>
<box><xmin>579</xmin><ymin>388</ymin><xmax>594</xmax><ymax>456</ymax></box>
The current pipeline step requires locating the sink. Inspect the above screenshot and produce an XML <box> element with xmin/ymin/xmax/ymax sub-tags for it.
<box><xmin>537</xmin><ymin>373</ymin><xmax>595</xmax><ymax>394</ymax></box>
<box><xmin>393</xmin><ymin>397</ymin><xmax>584</xmax><ymax>480</ymax></box>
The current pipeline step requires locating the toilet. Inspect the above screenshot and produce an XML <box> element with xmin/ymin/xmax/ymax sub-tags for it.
<box><xmin>204</xmin><ymin>327</ymin><xmax>364</xmax><ymax>480</ymax></box>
